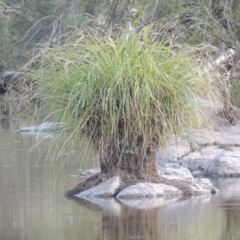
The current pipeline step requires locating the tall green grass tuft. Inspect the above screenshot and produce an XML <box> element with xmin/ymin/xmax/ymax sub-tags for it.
<box><xmin>25</xmin><ymin>26</ymin><xmax>218</xmax><ymax>161</ymax></box>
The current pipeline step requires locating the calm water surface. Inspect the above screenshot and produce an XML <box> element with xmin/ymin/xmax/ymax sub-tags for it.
<box><xmin>0</xmin><ymin>122</ymin><xmax>240</xmax><ymax>240</ymax></box>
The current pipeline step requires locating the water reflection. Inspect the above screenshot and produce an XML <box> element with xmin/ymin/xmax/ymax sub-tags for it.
<box><xmin>1</xmin><ymin>122</ymin><xmax>240</xmax><ymax>240</ymax></box>
<box><xmin>68</xmin><ymin>183</ymin><xmax>240</xmax><ymax>240</ymax></box>
<box><xmin>69</xmin><ymin>196</ymin><xmax>162</xmax><ymax>240</ymax></box>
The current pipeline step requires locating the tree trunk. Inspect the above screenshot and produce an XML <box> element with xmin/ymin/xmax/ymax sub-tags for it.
<box><xmin>64</xmin><ymin>147</ymin><xmax>160</xmax><ymax>197</ymax></box>
<box><xmin>100</xmin><ymin>150</ymin><xmax>159</xmax><ymax>180</ymax></box>
<box><xmin>64</xmin><ymin>144</ymin><xmax>194</xmax><ymax>197</ymax></box>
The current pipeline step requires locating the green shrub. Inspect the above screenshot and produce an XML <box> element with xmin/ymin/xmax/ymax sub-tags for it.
<box><xmin>26</xmin><ymin>26</ymin><xmax>218</xmax><ymax>160</ymax></box>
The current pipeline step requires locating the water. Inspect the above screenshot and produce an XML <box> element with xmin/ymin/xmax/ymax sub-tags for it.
<box><xmin>0</xmin><ymin>121</ymin><xmax>240</xmax><ymax>240</ymax></box>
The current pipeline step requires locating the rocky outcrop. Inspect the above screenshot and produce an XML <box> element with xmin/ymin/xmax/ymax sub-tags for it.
<box><xmin>74</xmin><ymin>164</ymin><xmax>217</xmax><ymax>200</ymax></box>
<box><xmin>157</xmin><ymin>121</ymin><xmax>240</xmax><ymax>178</ymax></box>
<box><xmin>205</xmin><ymin>150</ymin><xmax>240</xmax><ymax>177</ymax></box>
<box><xmin>116</xmin><ymin>178</ymin><xmax>217</xmax><ymax>199</ymax></box>
<box><xmin>157</xmin><ymin>138</ymin><xmax>190</xmax><ymax>163</ymax></box>
<box><xmin>178</xmin><ymin>146</ymin><xmax>223</xmax><ymax>172</ymax></box>
<box><xmin>17</xmin><ymin>122</ymin><xmax>64</xmax><ymax>134</ymax></box>
<box><xmin>158</xmin><ymin>163</ymin><xmax>193</xmax><ymax>181</ymax></box>
<box><xmin>71</xmin><ymin>120</ymin><xmax>240</xmax><ymax>202</ymax></box>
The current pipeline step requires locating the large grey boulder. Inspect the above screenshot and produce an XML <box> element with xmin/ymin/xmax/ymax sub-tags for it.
<box><xmin>116</xmin><ymin>183</ymin><xmax>182</xmax><ymax>199</ymax></box>
<box><xmin>74</xmin><ymin>176</ymin><xmax>121</xmax><ymax>199</ymax></box>
<box><xmin>192</xmin><ymin>170</ymin><xmax>207</xmax><ymax>178</ymax></box>
<box><xmin>206</xmin><ymin>150</ymin><xmax>240</xmax><ymax>177</ymax></box>
<box><xmin>190</xmin><ymin>178</ymin><xmax>218</xmax><ymax>195</ymax></box>
<box><xmin>158</xmin><ymin>163</ymin><xmax>193</xmax><ymax>181</ymax></box>
<box><xmin>192</xmin><ymin>122</ymin><xmax>240</xmax><ymax>146</ymax></box>
<box><xmin>191</xmin><ymin>129</ymin><xmax>217</xmax><ymax>146</ymax></box>
<box><xmin>178</xmin><ymin>146</ymin><xmax>223</xmax><ymax>172</ymax></box>
<box><xmin>79</xmin><ymin>168</ymin><xmax>100</xmax><ymax>179</ymax></box>
<box><xmin>215</xmin><ymin>124</ymin><xmax>240</xmax><ymax>145</ymax></box>
<box><xmin>158</xmin><ymin>163</ymin><xmax>218</xmax><ymax>195</ymax></box>
<box><xmin>116</xmin><ymin>177</ymin><xmax>217</xmax><ymax>199</ymax></box>
<box><xmin>157</xmin><ymin>139</ymin><xmax>190</xmax><ymax>163</ymax></box>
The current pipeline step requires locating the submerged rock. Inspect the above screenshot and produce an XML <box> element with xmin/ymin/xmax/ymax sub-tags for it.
<box><xmin>17</xmin><ymin>122</ymin><xmax>64</xmax><ymax>134</ymax></box>
<box><xmin>79</xmin><ymin>168</ymin><xmax>100</xmax><ymax>179</ymax></box>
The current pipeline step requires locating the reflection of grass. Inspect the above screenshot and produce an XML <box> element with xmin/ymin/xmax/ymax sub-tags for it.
<box><xmin>23</xmin><ymin>25</ymin><xmax>218</xmax><ymax>163</ymax></box>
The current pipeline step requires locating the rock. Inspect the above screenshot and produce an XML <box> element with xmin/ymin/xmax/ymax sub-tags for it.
<box><xmin>158</xmin><ymin>163</ymin><xmax>217</xmax><ymax>195</ymax></box>
<box><xmin>157</xmin><ymin>138</ymin><xmax>190</xmax><ymax>163</ymax></box>
<box><xmin>192</xmin><ymin>170</ymin><xmax>207</xmax><ymax>178</ymax></box>
<box><xmin>206</xmin><ymin>151</ymin><xmax>240</xmax><ymax>177</ymax></box>
<box><xmin>178</xmin><ymin>146</ymin><xmax>223</xmax><ymax>172</ymax></box>
<box><xmin>192</xmin><ymin>129</ymin><xmax>217</xmax><ymax>145</ymax></box>
<box><xmin>78</xmin><ymin>163</ymin><xmax>194</xmax><ymax>182</ymax></box>
<box><xmin>192</xmin><ymin>122</ymin><xmax>240</xmax><ymax>146</ymax></box>
<box><xmin>199</xmin><ymin>146</ymin><xmax>222</xmax><ymax>155</ymax></box>
<box><xmin>117</xmin><ymin>183</ymin><xmax>183</xmax><ymax>199</ymax></box>
<box><xmin>190</xmin><ymin>178</ymin><xmax>218</xmax><ymax>195</ymax></box>
<box><xmin>116</xmin><ymin>178</ymin><xmax>217</xmax><ymax>199</ymax></box>
<box><xmin>17</xmin><ymin>122</ymin><xmax>64</xmax><ymax>134</ymax></box>
<box><xmin>215</xmin><ymin>123</ymin><xmax>240</xmax><ymax>145</ymax></box>
<box><xmin>158</xmin><ymin>163</ymin><xmax>193</xmax><ymax>181</ymax></box>
<box><xmin>74</xmin><ymin>164</ymin><xmax>216</xmax><ymax>201</ymax></box>
<box><xmin>75</xmin><ymin>176</ymin><xmax>121</xmax><ymax>199</ymax></box>
<box><xmin>79</xmin><ymin>168</ymin><xmax>100</xmax><ymax>179</ymax></box>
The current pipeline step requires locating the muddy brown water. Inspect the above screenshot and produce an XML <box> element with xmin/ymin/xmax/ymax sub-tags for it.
<box><xmin>0</xmin><ymin>122</ymin><xmax>240</xmax><ymax>240</ymax></box>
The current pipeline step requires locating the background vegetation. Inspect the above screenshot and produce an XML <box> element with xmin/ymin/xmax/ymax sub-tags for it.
<box><xmin>1</xmin><ymin>0</ymin><xmax>240</xmax><ymax>72</ymax></box>
<box><xmin>25</xmin><ymin>26</ymin><xmax>218</xmax><ymax>164</ymax></box>
<box><xmin>1</xmin><ymin>0</ymin><xmax>240</xmax><ymax>160</ymax></box>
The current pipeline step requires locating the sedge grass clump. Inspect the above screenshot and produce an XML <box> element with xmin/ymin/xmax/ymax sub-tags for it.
<box><xmin>27</xmin><ymin>27</ymin><xmax>217</xmax><ymax>186</ymax></box>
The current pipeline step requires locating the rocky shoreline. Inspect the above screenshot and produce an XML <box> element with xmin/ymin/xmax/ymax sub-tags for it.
<box><xmin>75</xmin><ymin>119</ymin><xmax>240</xmax><ymax>201</ymax></box>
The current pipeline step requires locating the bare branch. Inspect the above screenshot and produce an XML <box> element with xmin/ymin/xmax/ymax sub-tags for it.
<box><xmin>46</xmin><ymin>14</ymin><xmax>64</xmax><ymax>47</ymax></box>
